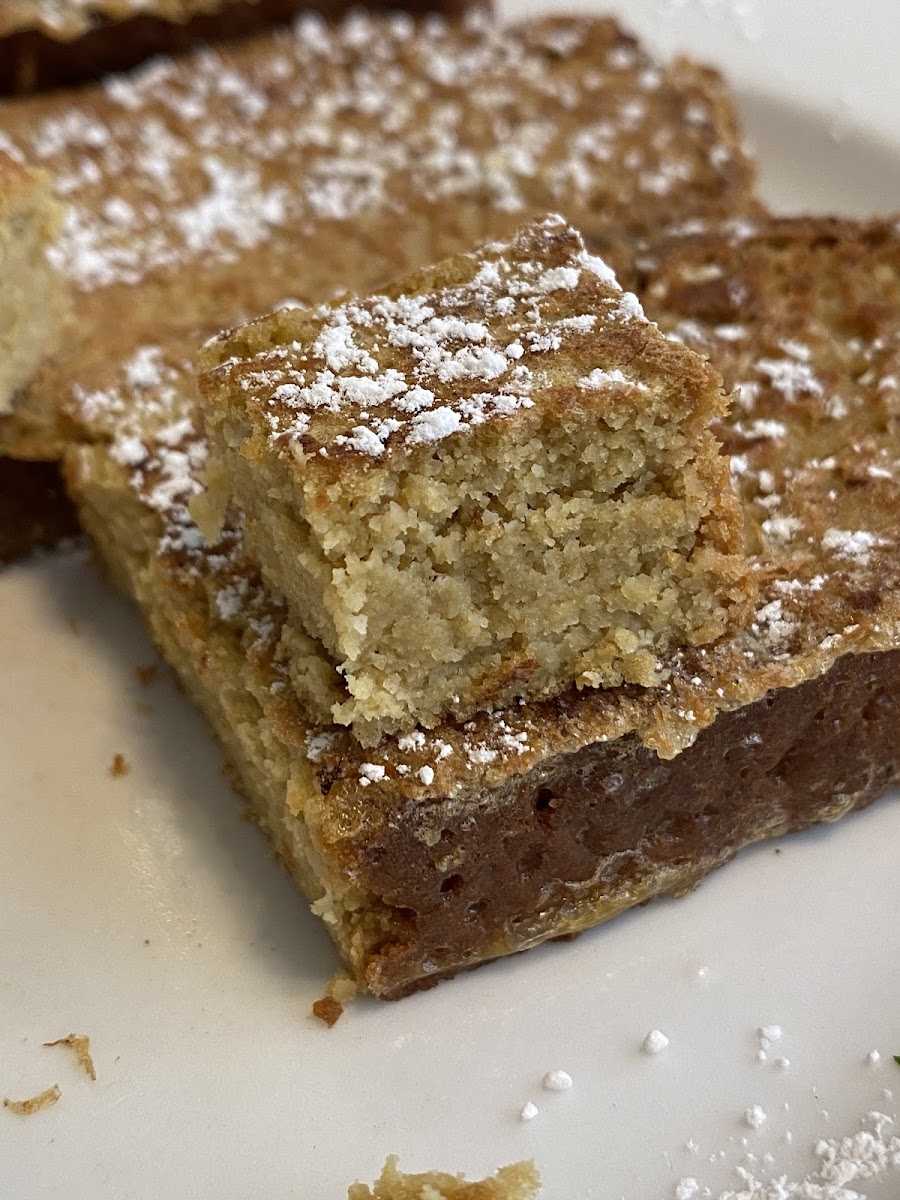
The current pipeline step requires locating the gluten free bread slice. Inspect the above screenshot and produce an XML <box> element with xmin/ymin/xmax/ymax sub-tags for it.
<box><xmin>197</xmin><ymin>215</ymin><xmax>751</xmax><ymax>743</ymax></box>
<box><xmin>63</xmin><ymin>217</ymin><xmax>900</xmax><ymax>997</ymax></box>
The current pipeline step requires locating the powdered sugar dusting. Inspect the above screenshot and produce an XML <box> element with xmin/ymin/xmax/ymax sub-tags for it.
<box><xmin>212</xmin><ymin>215</ymin><xmax>643</xmax><ymax>458</ymax></box>
<box><xmin>3</xmin><ymin>13</ymin><xmax>752</xmax><ymax>296</ymax></box>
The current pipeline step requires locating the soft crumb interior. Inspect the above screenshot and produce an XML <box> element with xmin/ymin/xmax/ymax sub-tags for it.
<box><xmin>211</xmin><ymin>384</ymin><xmax>741</xmax><ymax>743</ymax></box>
<box><xmin>0</xmin><ymin>197</ymin><xmax>62</xmax><ymax>413</ymax></box>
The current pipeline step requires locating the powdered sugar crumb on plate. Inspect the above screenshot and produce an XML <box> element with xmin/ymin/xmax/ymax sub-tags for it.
<box><xmin>643</xmin><ymin>1029</ymin><xmax>670</xmax><ymax>1055</ymax></box>
<box><xmin>743</xmin><ymin>1104</ymin><xmax>767</xmax><ymax>1129</ymax></box>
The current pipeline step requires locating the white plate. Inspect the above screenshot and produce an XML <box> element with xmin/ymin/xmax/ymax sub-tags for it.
<box><xmin>3</xmin><ymin>7</ymin><xmax>900</xmax><ymax>1197</ymax></box>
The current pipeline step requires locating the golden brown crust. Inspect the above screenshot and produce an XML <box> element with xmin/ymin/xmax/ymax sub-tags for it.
<box><xmin>312</xmin><ymin>995</ymin><xmax>344</xmax><ymax>1026</ymax></box>
<box><xmin>198</xmin><ymin>214</ymin><xmax>726</xmax><ymax>471</ymax></box>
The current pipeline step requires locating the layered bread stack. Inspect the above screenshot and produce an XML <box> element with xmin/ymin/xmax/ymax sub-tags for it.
<box><xmin>0</xmin><ymin>9</ymin><xmax>898</xmax><ymax>1002</ymax></box>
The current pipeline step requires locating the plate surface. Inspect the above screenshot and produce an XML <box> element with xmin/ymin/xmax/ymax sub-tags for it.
<box><xmin>3</xmin><ymin>6</ymin><xmax>900</xmax><ymax>1197</ymax></box>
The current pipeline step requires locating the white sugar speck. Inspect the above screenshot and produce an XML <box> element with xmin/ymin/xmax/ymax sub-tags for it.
<box><xmin>643</xmin><ymin>1029</ymin><xmax>669</xmax><ymax>1055</ymax></box>
<box><xmin>542</xmin><ymin>1069</ymin><xmax>573</xmax><ymax>1092</ymax></box>
<box><xmin>674</xmin><ymin>1179</ymin><xmax>699</xmax><ymax>1200</ymax></box>
<box><xmin>743</xmin><ymin>1105</ymin><xmax>767</xmax><ymax>1130</ymax></box>
<box><xmin>397</xmin><ymin>731</ymin><xmax>425</xmax><ymax>752</ymax></box>
<box><xmin>358</xmin><ymin>762</ymin><xmax>386</xmax><ymax>786</ymax></box>
<box><xmin>520</xmin><ymin>1101</ymin><xmax>539</xmax><ymax>1122</ymax></box>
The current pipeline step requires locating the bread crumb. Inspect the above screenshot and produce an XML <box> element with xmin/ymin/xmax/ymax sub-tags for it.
<box><xmin>3</xmin><ymin>1084</ymin><xmax>61</xmax><ymax>1115</ymax></box>
<box><xmin>349</xmin><ymin>1155</ymin><xmax>540</xmax><ymax>1200</ymax></box>
<box><xmin>312</xmin><ymin>995</ymin><xmax>344</xmax><ymax>1028</ymax></box>
<box><xmin>136</xmin><ymin>664</ymin><xmax>158</xmax><ymax>687</ymax></box>
<box><xmin>43</xmin><ymin>1034</ymin><xmax>96</xmax><ymax>1081</ymax></box>
<box><xmin>312</xmin><ymin>967</ymin><xmax>359</xmax><ymax>1026</ymax></box>
<box><xmin>328</xmin><ymin>970</ymin><xmax>359</xmax><ymax>1004</ymax></box>
<box><xmin>109</xmin><ymin>753</ymin><xmax>129</xmax><ymax>778</ymax></box>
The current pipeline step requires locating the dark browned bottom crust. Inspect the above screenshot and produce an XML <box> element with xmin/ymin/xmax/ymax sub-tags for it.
<box><xmin>362</xmin><ymin>648</ymin><xmax>898</xmax><ymax>997</ymax></box>
<box><xmin>1</xmin><ymin>0</ymin><xmax>485</xmax><ymax>94</ymax></box>
<box><xmin>0</xmin><ymin>456</ymin><xmax>78</xmax><ymax>562</ymax></box>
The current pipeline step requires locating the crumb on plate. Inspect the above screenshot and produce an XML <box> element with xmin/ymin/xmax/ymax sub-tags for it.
<box><xmin>43</xmin><ymin>1034</ymin><xmax>96</xmax><ymax>1081</ymax></box>
<box><xmin>109</xmin><ymin>753</ymin><xmax>129</xmax><ymax>778</ymax></box>
<box><xmin>348</xmin><ymin>1155</ymin><xmax>540</xmax><ymax>1200</ymax></box>
<box><xmin>3</xmin><ymin>1084</ymin><xmax>61</xmax><ymax>1116</ymax></box>
<box><xmin>136</xmin><ymin>664</ymin><xmax>157</xmax><ymax>687</ymax></box>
